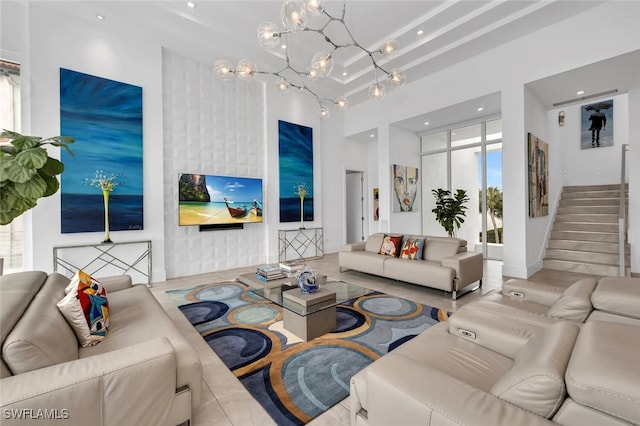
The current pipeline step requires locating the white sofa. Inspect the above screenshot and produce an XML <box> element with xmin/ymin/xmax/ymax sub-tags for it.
<box><xmin>350</xmin><ymin>276</ymin><xmax>640</xmax><ymax>426</ymax></box>
<box><xmin>339</xmin><ymin>233</ymin><xmax>483</xmax><ymax>299</ymax></box>
<box><xmin>0</xmin><ymin>271</ymin><xmax>202</xmax><ymax>426</ymax></box>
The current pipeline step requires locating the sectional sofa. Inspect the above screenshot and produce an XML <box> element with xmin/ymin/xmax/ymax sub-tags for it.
<box><xmin>339</xmin><ymin>233</ymin><xmax>483</xmax><ymax>299</ymax></box>
<box><xmin>0</xmin><ymin>271</ymin><xmax>202</xmax><ymax>426</ymax></box>
<box><xmin>350</xmin><ymin>276</ymin><xmax>640</xmax><ymax>426</ymax></box>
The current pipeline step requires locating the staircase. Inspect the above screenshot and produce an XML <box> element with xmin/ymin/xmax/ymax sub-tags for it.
<box><xmin>544</xmin><ymin>184</ymin><xmax>630</xmax><ymax>276</ymax></box>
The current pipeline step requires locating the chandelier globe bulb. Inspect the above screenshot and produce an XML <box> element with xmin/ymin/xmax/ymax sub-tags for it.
<box><xmin>257</xmin><ymin>22</ymin><xmax>281</xmax><ymax>48</ymax></box>
<box><xmin>281</xmin><ymin>0</ymin><xmax>308</xmax><ymax>31</ymax></box>
<box><xmin>275</xmin><ymin>78</ymin><xmax>290</xmax><ymax>94</ymax></box>
<box><xmin>214</xmin><ymin>59</ymin><xmax>235</xmax><ymax>81</ymax></box>
<box><xmin>235</xmin><ymin>59</ymin><xmax>257</xmax><ymax>80</ymax></box>
<box><xmin>319</xmin><ymin>106</ymin><xmax>330</xmax><ymax>119</ymax></box>
<box><xmin>334</xmin><ymin>96</ymin><xmax>348</xmax><ymax>111</ymax></box>
<box><xmin>305</xmin><ymin>0</ymin><xmax>324</xmax><ymax>16</ymax></box>
<box><xmin>306</xmin><ymin>65</ymin><xmax>320</xmax><ymax>81</ymax></box>
<box><xmin>387</xmin><ymin>69</ymin><xmax>407</xmax><ymax>87</ymax></box>
<box><xmin>368</xmin><ymin>82</ymin><xmax>386</xmax><ymax>101</ymax></box>
<box><xmin>381</xmin><ymin>38</ymin><xmax>399</xmax><ymax>57</ymax></box>
<box><xmin>311</xmin><ymin>51</ymin><xmax>334</xmax><ymax>77</ymax></box>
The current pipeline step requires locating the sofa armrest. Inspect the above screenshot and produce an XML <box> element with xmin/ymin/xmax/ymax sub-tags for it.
<box><xmin>1</xmin><ymin>338</ymin><xmax>183</xmax><ymax>426</ymax></box>
<box><xmin>343</xmin><ymin>242</ymin><xmax>365</xmax><ymax>252</ymax></box>
<box><xmin>98</xmin><ymin>275</ymin><xmax>133</xmax><ymax>292</ymax></box>
<box><xmin>441</xmin><ymin>251</ymin><xmax>483</xmax><ymax>288</ymax></box>
<box><xmin>366</xmin><ymin>353</ymin><xmax>557</xmax><ymax>426</ymax></box>
<box><xmin>501</xmin><ymin>279</ymin><xmax>565</xmax><ymax>306</ymax></box>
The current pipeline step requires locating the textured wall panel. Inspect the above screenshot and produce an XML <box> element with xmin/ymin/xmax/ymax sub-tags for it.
<box><xmin>162</xmin><ymin>50</ymin><xmax>266</xmax><ymax>278</ymax></box>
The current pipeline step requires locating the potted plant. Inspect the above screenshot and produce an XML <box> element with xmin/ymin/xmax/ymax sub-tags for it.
<box><xmin>0</xmin><ymin>129</ymin><xmax>74</xmax><ymax>225</ymax></box>
<box><xmin>431</xmin><ymin>188</ymin><xmax>469</xmax><ymax>237</ymax></box>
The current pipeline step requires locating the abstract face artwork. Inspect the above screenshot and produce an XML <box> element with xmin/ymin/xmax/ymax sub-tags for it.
<box><xmin>393</xmin><ymin>164</ymin><xmax>418</xmax><ymax>212</ymax></box>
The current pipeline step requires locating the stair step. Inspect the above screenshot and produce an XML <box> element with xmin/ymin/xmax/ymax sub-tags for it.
<box><xmin>547</xmin><ymin>239</ymin><xmax>623</xmax><ymax>254</ymax></box>
<box><xmin>545</xmin><ymin>248</ymin><xmax>620</xmax><ymax>265</ymax></box>
<box><xmin>559</xmin><ymin>198</ymin><xmax>622</xmax><ymax>207</ymax></box>
<box><xmin>553</xmin><ymin>222</ymin><xmax>619</xmax><ymax>233</ymax></box>
<box><xmin>555</xmin><ymin>213</ymin><xmax>618</xmax><ymax>223</ymax></box>
<box><xmin>561</xmin><ymin>190</ymin><xmax>622</xmax><ymax>199</ymax></box>
<box><xmin>563</xmin><ymin>184</ymin><xmax>626</xmax><ymax>192</ymax></box>
<box><xmin>557</xmin><ymin>206</ymin><xmax>619</xmax><ymax>215</ymax></box>
<box><xmin>543</xmin><ymin>259</ymin><xmax>617</xmax><ymax>276</ymax></box>
<box><xmin>550</xmin><ymin>230</ymin><xmax>619</xmax><ymax>243</ymax></box>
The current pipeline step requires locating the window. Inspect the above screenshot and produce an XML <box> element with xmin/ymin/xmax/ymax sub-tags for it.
<box><xmin>0</xmin><ymin>60</ymin><xmax>22</xmax><ymax>274</ymax></box>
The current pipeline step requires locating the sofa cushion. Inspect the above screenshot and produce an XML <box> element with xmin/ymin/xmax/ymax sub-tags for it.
<box><xmin>423</xmin><ymin>238</ymin><xmax>460</xmax><ymax>261</ymax></box>
<box><xmin>591</xmin><ymin>277</ymin><xmax>640</xmax><ymax>319</ymax></box>
<box><xmin>364</xmin><ymin>233</ymin><xmax>385</xmax><ymax>253</ymax></box>
<box><xmin>546</xmin><ymin>278</ymin><xmax>597</xmax><ymax>322</ymax></box>
<box><xmin>490</xmin><ymin>321</ymin><xmax>579</xmax><ymax>418</ymax></box>
<box><xmin>57</xmin><ymin>271</ymin><xmax>110</xmax><ymax>347</ymax></box>
<box><xmin>3</xmin><ymin>274</ymin><xmax>79</xmax><ymax>375</ymax></box>
<box><xmin>379</xmin><ymin>234</ymin><xmax>403</xmax><ymax>257</ymax></box>
<box><xmin>399</xmin><ymin>236</ymin><xmax>425</xmax><ymax>260</ymax></box>
<box><xmin>565</xmin><ymin>321</ymin><xmax>640</xmax><ymax>425</ymax></box>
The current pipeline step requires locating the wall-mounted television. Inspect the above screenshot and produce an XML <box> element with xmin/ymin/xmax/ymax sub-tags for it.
<box><xmin>179</xmin><ymin>173</ymin><xmax>263</xmax><ymax>226</ymax></box>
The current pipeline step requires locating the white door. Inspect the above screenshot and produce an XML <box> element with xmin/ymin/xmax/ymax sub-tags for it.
<box><xmin>346</xmin><ymin>171</ymin><xmax>364</xmax><ymax>243</ymax></box>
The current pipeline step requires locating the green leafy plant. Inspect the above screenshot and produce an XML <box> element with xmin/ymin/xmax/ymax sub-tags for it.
<box><xmin>0</xmin><ymin>129</ymin><xmax>74</xmax><ymax>225</ymax></box>
<box><xmin>431</xmin><ymin>188</ymin><xmax>470</xmax><ymax>237</ymax></box>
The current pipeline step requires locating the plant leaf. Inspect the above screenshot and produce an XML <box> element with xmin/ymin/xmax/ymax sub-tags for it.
<box><xmin>16</xmin><ymin>147</ymin><xmax>48</xmax><ymax>169</ymax></box>
<box><xmin>0</xmin><ymin>156</ymin><xmax>37</xmax><ymax>183</ymax></box>
<box><xmin>13</xmin><ymin>174</ymin><xmax>47</xmax><ymax>200</ymax></box>
<box><xmin>40</xmin><ymin>157</ymin><xmax>64</xmax><ymax>176</ymax></box>
<box><xmin>38</xmin><ymin>171</ymin><xmax>60</xmax><ymax>197</ymax></box>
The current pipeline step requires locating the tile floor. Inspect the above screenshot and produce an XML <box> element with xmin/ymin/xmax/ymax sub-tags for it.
<box><xmin>149</xmin><ymin>253</ymin><xmax>600</xmax><ymax>426</ymax></box>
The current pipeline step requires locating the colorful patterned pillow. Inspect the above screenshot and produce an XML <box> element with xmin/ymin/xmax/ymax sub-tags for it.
<box><xmin>379</xmin><ymin>234</ymin><xmax>403</xmax><ymax>257</ymax></box>
<box><xmin>57</xmin><ymin>270</ymin><xmax>110</xmax><ymax>347</ymax></box>
<box><xmin>400</xmin><ymin>237</ymin><xmax>426</xmax><ymax>260</ymax></box>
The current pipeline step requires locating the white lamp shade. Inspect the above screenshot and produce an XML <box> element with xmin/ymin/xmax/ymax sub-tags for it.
<box><xmin>214</xmin><ymin>59</ymin><xmax>235</xmax><ymax>81</ymax></box>
<box><xmin>281</xmin><ymin>0</ymin><xmax>308</xmax><ymax>31</ymax></box>
<box><xmin>257</xmin><ymin>22</ymin><xmax>281</xmax><ymax>48</ymax></box>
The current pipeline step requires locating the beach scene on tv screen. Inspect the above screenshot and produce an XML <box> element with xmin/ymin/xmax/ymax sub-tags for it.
<box><xmin>179</xmin><ymin>173</ymin><xmax>263</xmax><ymax>225</ymax></box>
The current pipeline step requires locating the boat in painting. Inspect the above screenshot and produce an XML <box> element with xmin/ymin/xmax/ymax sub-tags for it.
<box><xmin>224</xmin><ymin>198</ymin><xmax>248</xmax><ymax>218</ymax></box>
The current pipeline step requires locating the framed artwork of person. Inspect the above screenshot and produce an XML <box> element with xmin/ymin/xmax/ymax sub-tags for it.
<box><xmin>581</xmin><ymin>99</ymin><xmax>613</xmax><ymax>149</ymax></box>
<box><xmin>392</xmin><ymin>164</ymin><xmax>419</xmax><ymax>212</ymax></box>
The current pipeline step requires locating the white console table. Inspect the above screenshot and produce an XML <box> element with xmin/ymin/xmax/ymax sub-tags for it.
<box><xmin>53</xmin><ymin>240</ymin><xmax>152</xmax><ymax>285</ymax></box>
<box><xmin>278</xmin><ymin>228</ymin><xmax>324</xmax><ymax>262</ymax></box>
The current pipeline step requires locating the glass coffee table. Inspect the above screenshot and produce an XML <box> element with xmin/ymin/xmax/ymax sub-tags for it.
<box><xmin>248</xmin><ymin>279</ymin><xmax>374</xmax><ymax>341</ymax></box>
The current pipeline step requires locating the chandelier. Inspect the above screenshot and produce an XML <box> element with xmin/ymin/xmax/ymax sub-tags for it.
<box><xmin>213</xmin><ymin>0</ymin><xmax>407</xmax><ymax>119</ymax></box>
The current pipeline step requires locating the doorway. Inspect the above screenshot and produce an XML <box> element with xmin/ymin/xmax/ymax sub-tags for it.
<box><xmin>345</xmin><ymin>170</ymin><xmax>365</xmax><ymax>243</ymax></box>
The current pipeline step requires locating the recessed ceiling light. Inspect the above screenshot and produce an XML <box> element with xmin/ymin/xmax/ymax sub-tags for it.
<box><xmin>477</xmin><ymin>107</ymin><xmax>484</xmax><ymax>112</ymax></box>
<box><xmin>186</xmin><ymin>1</ymin><xmax>195</xmax><ymax>8</ymax></box>
<box><xmin>577</xmin><ymin>90</ymin><xmax>584</xmax><ymax>95</ymax></box>
<box><xmin>342</xmin><ymin>71</ymin><xmax>348</xmax><ymax>77</ymax></box>
<box><xmin>424</xmin><ymin>122</ymin><xmax>429</xmax><ymax>126</ymax></box>
<box><xmin>370</xmin><ymin>134</ymin><xmax>375</xmax><ymax>138</ymax></box>
<box><xmin>281</xmin><ymin>44</ymin><xmax>287</xmax><ymax>49</ymax></box>
<box><xmin>96</xmin><ymin>14</ymin><xmax>105</xmax><ymax>21</ymax></box>
<box><xmin>417</xmin><ymin>29</ymin><xmax>424</xmax><ymax>36</ymax></box>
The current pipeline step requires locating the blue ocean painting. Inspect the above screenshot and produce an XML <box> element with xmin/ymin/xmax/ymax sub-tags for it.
<box><xmin>60</xmin><ymin>68</ymin><xmax>143</xmax><ymax>233</ymax></box>
<box><xmin>278</xmin><ymin>120</ymin><xmax>314</xmax><ymax>222</ymax></box>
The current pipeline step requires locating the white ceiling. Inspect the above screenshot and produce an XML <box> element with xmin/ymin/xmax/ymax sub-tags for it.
<box><xmin>34</xmin><ymin>0</ymin><xmax>639</xmax><ymax>139</ymax></box>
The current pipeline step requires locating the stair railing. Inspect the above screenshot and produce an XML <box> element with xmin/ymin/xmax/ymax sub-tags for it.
<box><xmin>619</xmin><ymin>144</ymin><xmax>629</xmax><ymax>276</ymax></box>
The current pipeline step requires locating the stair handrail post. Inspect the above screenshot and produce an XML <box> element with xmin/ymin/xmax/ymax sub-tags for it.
<box><xmin>619</xmin><ymin>144</ymin><xmax>629</xmax><ymax>276</ymax></box>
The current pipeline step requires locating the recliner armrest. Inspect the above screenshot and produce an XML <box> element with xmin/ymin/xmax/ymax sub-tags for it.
<box><xmin>366</xmin><ymin>353</ymin><xmax>556</xmax><ymax>426</ymax></box>
<box><xmin>441</xmin><ymin>251</ymin><xmax>483</xmax><ymax>288</ymax></box>
<box><xmin>501</xmin><ymin>279</ymin><xmax>565</xmax><ymax>306</ymax></box>
<box><xmin>0</xmin><ymin>338</ymin><xmax>184</xmax><ymax>426</ymax></box>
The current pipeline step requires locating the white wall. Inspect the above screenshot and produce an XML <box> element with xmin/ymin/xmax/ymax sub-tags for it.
<box><xmin>628</xmin><ymin>89</ymin><xmax>640</xmax><ymax>272</ymax></box>
<box><xmin>343</xmin><ymin>1</ymin><xmax>640</xmax><ymax>277</ymax></box>
<box><xmin>23</xmin><ymin>4</ymin><xmax>167</xmax><ymax>280</ymax></box>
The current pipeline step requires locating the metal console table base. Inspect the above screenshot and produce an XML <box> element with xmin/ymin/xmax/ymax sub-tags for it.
<box><xmin>278</xmin><ymin>228</ymin><xmax>324</xmax><ymax>263</ymax></box>
<box><xmin>53</xmin><ymin>240</ymin><xmax>152</xmax><ymax>285</ymax></box>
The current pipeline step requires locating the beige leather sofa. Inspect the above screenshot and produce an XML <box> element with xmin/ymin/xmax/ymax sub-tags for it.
<box><xmin>350</xmin><ymin>276</ymin><xmax>640</xmax><ymax>426</ymax></box>
<box><xmin>339</xmin><ymin>233</ymin><xmax>483</xmax><ymax>299</ymax></box>
<box><xmin>0</xmin><ymin>271</ymin><xmax>202</xmax><ymax>426</ymax></box>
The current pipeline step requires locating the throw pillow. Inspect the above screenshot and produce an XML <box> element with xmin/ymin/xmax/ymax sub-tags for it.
<box><xmin>379</xmin><ymin>234</ymin><xmax>403</xmax><ymax>257</ymax></box>
<box><xmin>400</xmin><ymin>237</ymin><xmax>425</xmax><ymax>260</ymax></box>
<box><xmin>57</xmin><ymin>270</ymin><xmax>110</xmax><ymax>347</ymax></box>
